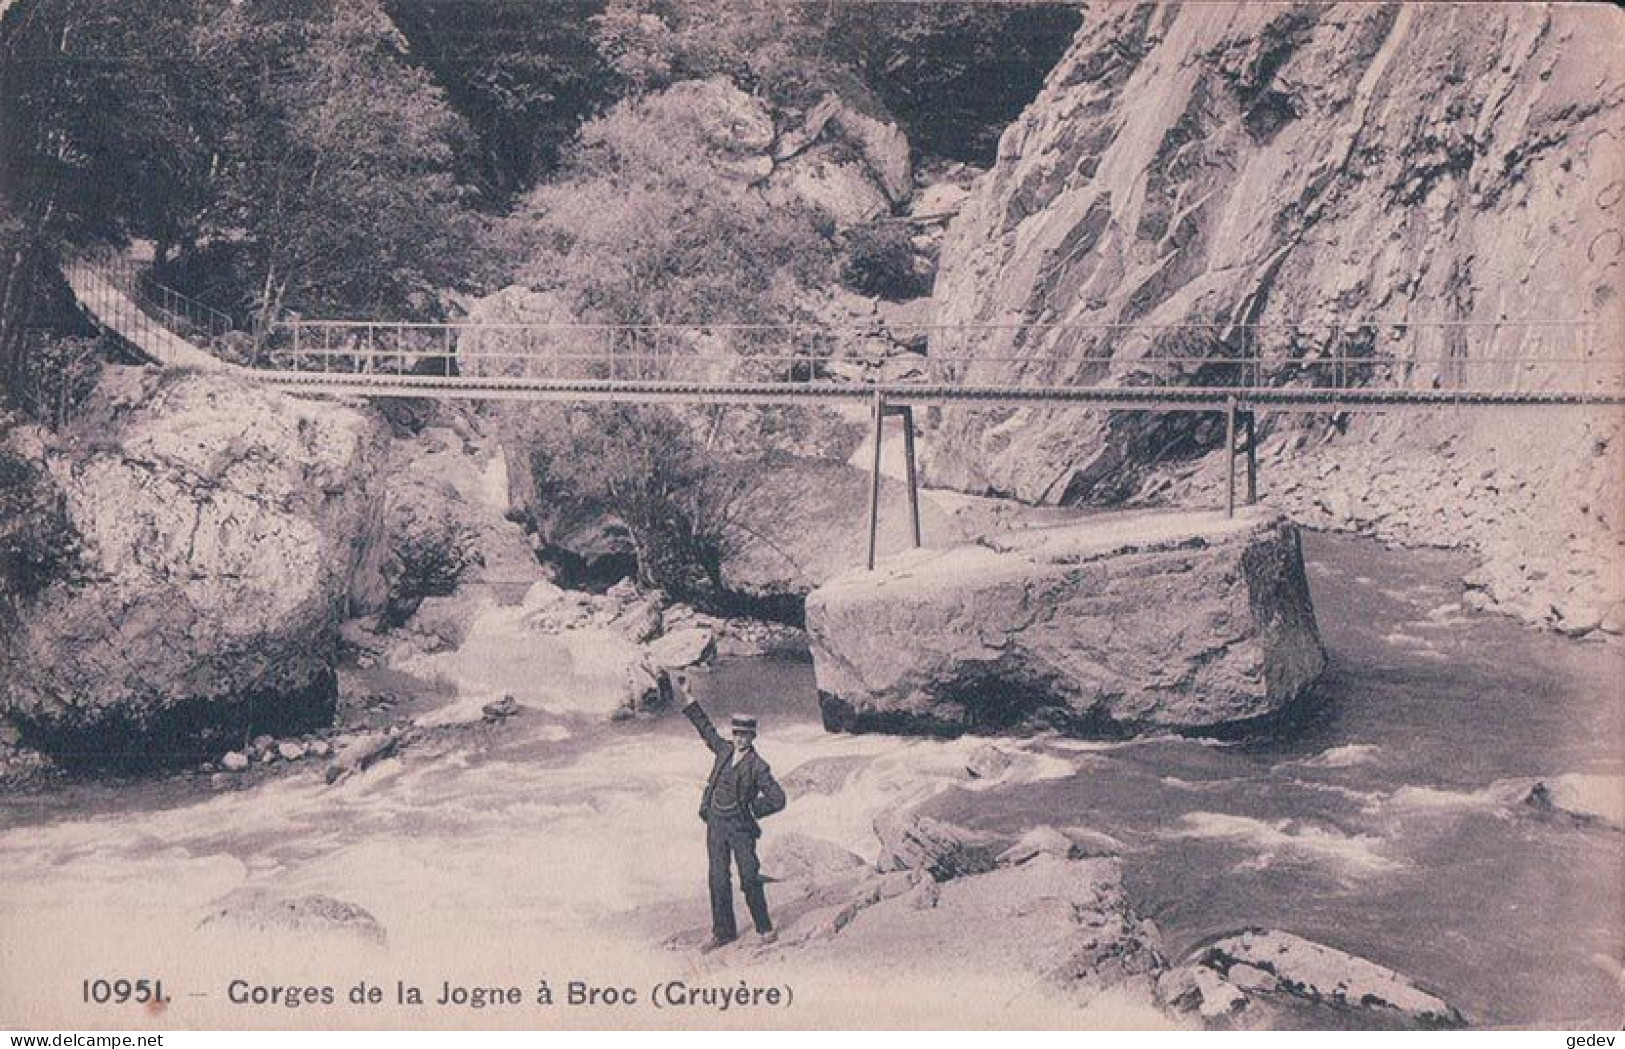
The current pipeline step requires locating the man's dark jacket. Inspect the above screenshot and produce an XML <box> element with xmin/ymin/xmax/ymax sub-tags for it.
<box><xmin>682</xmin><ymin>701</ymin><xmax>786</xmax><ymax>838</ymax></box>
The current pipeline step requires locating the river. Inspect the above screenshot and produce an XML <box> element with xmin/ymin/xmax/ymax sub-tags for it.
<box><xmin>0</xmin><ymin>531</ymin><xmax>1619</xmax><ymax>1028</ymax></box>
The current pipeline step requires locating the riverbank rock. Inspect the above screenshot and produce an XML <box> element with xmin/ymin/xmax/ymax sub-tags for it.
<box><xmin>0</xmin><ymin>368</ymin><xmax>387</xmax><ymax>765</ymax></box>
<box><xmin>762</xmin><ymin>832</ymin><xmax>869</xmax><ymax>884</ymax></box>
<box><xmin>807</xmin><ymin>508</ymin><xmax>1325</xmax><ymax>735</ymax></box>
<box><xmin>645</xmin><ymin>626</ymin><xmax>715</xmax><ymax>669</ymax></box>
<box><xmin>782</xmin><ymin>853</ymin><xmax>1168</xmax><ymax>1009</ymax></box>
<box><xmin>1158</xmin><ymin>929</ymin><xmax>1465</xmax><ymax>1029</ymax></box>
<box><xmin>998</xmin><ymin>825</ymin><xmax>1083</xmax><ymax>866</ymax></box>
<box><xmin>873</xmin><ymin>812</ymin><xmax>1000</xmax><ymax>881</ymax></box>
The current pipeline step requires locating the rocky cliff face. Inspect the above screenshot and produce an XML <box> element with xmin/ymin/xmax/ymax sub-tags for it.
<box><xmin>928</xmin><ymin>3</ymin><xmax>1625</xmax><ymax>631</ymax></box>
<box><xmin>0</xmin><ymin>368</ymin><xmax>387</xmax><ymax>765</ymax></box>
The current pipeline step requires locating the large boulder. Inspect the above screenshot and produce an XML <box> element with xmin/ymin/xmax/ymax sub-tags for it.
<box><xmin>806</xmin><ymin>508</ymin><xmax>1325</xmax><ymax>735</ymax></box>
<box><xmin>0</xmin><ymin>367</ymin><xmax>387</xmax><ymax>763</ymax></box>
<box><xmin>767</xmin><ymin>89</ymin><xmax>914</xmax><ymax>224</ymax></box>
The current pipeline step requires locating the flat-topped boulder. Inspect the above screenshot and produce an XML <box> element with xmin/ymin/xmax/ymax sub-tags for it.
<box><xmin>805</xmin><ymin>508</ymin><xmax>1325</xmax><ymax>736</ymax></box>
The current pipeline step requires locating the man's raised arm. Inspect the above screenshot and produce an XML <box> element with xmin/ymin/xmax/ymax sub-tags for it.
<box><xmin>666</xmin><ymin>671</ymin><xmax>729</xmax><ymax>756</ymax></box>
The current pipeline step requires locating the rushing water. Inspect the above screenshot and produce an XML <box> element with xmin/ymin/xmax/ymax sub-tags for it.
<box><xmin>709</xmin><ymin>531</ymin><xmax>1625</xmax><ymax>1028</ymax></box>
<box><xmin>2</xmin><ymin>531</ymin><xmax>1619</xmax><ymax>1028</ymax></box>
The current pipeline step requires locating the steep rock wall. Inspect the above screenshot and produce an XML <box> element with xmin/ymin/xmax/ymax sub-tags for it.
<box><xmin>928</xmin><ymin>2</ymin><xmax>1625</xmax><ymax>630</ymax></box>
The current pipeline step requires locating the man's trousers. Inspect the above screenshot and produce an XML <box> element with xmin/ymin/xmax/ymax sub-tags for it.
<box><xmin>706</xmin><ymin>815</ymin><xmax>771</xmax><ymax>940</ymax></box>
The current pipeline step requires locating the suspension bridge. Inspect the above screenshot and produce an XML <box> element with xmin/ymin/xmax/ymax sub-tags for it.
<box><xmin>63</xmin><ymin>256</ymin><xmax>1625</xmax><ymax>568</ymax></box>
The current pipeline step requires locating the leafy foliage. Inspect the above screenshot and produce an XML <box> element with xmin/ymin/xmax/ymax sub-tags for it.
<box><xmin>590</xmin><ymin>0</ymin><xmax>837</xmax><ymax>106</ymax></box>
<box><xmin>193</xmin><ymin>0</ymin><xmax>483</xmax><ymax>329</ymax></box>
<box><xmin>0</xmin><ymin>0</ymin><xmax>212</xmax><ymax>399</ymax></box>
<box><xmin>586</xmin><ymin>0</ymin><xmax>1081</xmax><ymax>162</ymax></box>
<box><xmin>508</xmin><ymin>87</ymin><xmax>833</xmax><ymax>329</ymax></box>
<box><xmin>524</xmin><ymin>404</ymin><xmax>749</xmax><ymax>599</ymax></box>
<box><xmin>0</xmin><ymin>444</ymin><xmax>85</xmax><ymax>606</ymax></box>
<box><xmin>9</xmin><ymin>335</ymin><xmax>107</xmax><ymax>431</ymax></box>
<box><xmin>839</xmin><ymin>222</ymin><xmax>931</xmax><ymax>300</ymax></box>
<box><xmin>385</xmin><ymin>0</ymin><xmax>613</xmax><ymax>194</ymax></box>
<box><xmin>386</xmin><ymin>513</ymin><xmax>481</xmax><ymax>625</ymax></box>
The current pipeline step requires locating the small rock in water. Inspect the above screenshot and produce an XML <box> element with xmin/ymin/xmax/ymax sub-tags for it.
<box><xmin>252</xmin><ymin>734</ymin><xmax>275</xmax><ymax>752</ymax></box>
<box><xmin>260</xmin><ymin>750</ymin><xmax>278</xmax><ymax>764</ymax></box>
<box><xmin>221</xmin><ymin>751</ymin><xmax>250</xmax><ymax>772</ymax></box>
<box><xmin>997</xmin><ymin>825</ymin><xmax>1079</xmax><ymax>866</ymax></box>
<box><xmin>307</xmin><ymin>740</ymin><xmax>332</xmax><ymax>758</ymax></box>
<box><xmin>965</xmin><ymin>743</ymin><xmax>1014</xmax><ymax>780</ymax></box>
<box><xmin>482</xmin><ymin>695</ymin><xmax>520</xmax><ymax>721</ymax></box>
<box><xmin>277</xmin><ymin>741</ymin><xmax>307</xmax><ymax>761</ymax></box>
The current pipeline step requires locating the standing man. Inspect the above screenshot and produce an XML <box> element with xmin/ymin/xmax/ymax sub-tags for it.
<box><xmin>664</xmin><ymin>670</ymin><xmax>787</xmax><ymax>950</ymax></box>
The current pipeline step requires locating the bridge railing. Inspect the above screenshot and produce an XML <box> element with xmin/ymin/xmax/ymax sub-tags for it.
<box><xmin>67</xmin><ymin>252</ymin><xmax>236</xmax><ymax>344</ymax></box>
<box><xmin>260</xmin><ymin>317</ymin><xmax>1621</xmax><ymax>397</ymax></box>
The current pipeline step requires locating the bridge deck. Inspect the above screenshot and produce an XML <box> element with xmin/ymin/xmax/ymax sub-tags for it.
<box><xmin>251</xmin><ymin>371</ymin><xmax>1625</xmax><ymax>410</ymax></box>
<box><xmin>64</xmin><ymin>258</ymin><xmax>1625</xmax><ymax>410</ymax></box>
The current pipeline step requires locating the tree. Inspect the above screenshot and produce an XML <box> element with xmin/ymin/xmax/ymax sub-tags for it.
<box><xmin>0</xmin><ymin>0</ymin><xmax>215</xmax><ymax>402</ymax></box>
<box><xmin>509</xmin><ymin>86</ymin><xmax>833</xmax><ymax>329</ymax></box>
<box><xmin>585</xmin><ymin>0</ymin><xmax>1082</xmax><ymax>164</ymax></box>
<box><xmin>385</xmin><ymin>0</ymin><xmax>613</xmax><ymax>196</ymax></box>
<box><xmin>590</xmin><ymin>0</ymin><xmax>835</xmax><ymax>106</ymax></box>
<box><xmin>194</xmin><ymin>0</ymin><xmax>482</xmax><ymax>331</ymax></box>
<box><xmin>828</xmin><ymin>3</ymin><xmax>1082</xmax><ymax>164</ymax></box>
<box><xmin>524</xmin><ymin>404</ymin><xmax>749</xmax><ymax>598</ymax></box>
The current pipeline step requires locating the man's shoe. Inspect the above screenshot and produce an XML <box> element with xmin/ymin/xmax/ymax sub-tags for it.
<box><xmin>757</xmin><ymin>929</ymin><xmax>778</xmax><ymax>945</ymax></box>
<box><xmin>699</xmin><ymin>934</ymin><xmax>737</xmax><ymax>953</ymax></box>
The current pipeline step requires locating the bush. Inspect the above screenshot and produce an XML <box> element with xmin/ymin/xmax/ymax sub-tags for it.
<box><xmin>0</xmin><ymin>446</ymin><xmax>85</xmax><ymax>606</ymax></box>
<box><xmin>838</xmin><ymin>222</ymin><xmax>930</xmax><ymax>299</ymax></box>
<box><xmin>525</xmin><ymin>404</ymin><xmax>749</xmax><ymax>600</ymax></box>
<box><xmin>11</xmin><ymin>335</ymin><xmax>107</xmax><ymax>431</ymax></box>
<box><xmin>385</xmin><ymin>514</ymin><xmax>482</xmax><ymax>625</ymax></box>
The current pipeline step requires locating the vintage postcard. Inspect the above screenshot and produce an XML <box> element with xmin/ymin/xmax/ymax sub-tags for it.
<box><xmin>1</xmin><ymin>0</ymin><xmax>1621</xmax><ymax>1034</ymax></box>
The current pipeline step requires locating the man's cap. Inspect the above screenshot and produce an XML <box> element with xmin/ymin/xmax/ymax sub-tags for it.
<box><xmin>730</xmin><ymin>714</ymin><xmax>758</xmax><ymax>732</ymax></box>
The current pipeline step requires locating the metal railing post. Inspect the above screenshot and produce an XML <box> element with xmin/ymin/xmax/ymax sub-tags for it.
<box><xmin>1224</xmin><ymin>395</ymin><xmax>1237</xmax><ymax>519</ymax></box>
<box><xmin>866</xmin><ymin>390</ymin><xmax>886</xmax><ymax>571</ymax></box>
<box><xmin>900</xmin><ymin>404</ymin><xmax>922</xmax><ymax>549</ymax></box>
<box><xmin>1244</xmin><ymin>409</ymin><xmax>1257</xmax><ymax>505</ymax></box>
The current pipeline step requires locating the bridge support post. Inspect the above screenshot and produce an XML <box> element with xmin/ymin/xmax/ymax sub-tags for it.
<box><xmin>866</xmin><ymin>391</ymin><xmax>886</xmax><ymax>571</ymax></box>
<box><xmin>1224</xmin><ymin>396</ymin><xmax>1237</xmax><ymax>519</ymax></box>
<box><xmin>1244</xmin><ymin>409</ymin><xmax>1257</xmax><ymax>506</ymax></box>
<box><xmin>896</xmin><ymin>404</ymin><xmax>922</xmax><ymax>549</ymax></box>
